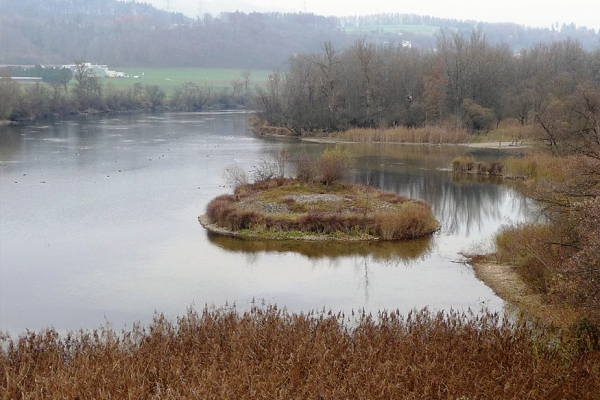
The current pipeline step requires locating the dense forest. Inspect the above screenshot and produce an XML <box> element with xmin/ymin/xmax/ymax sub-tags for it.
<box><xmin>255</xmin><ymin>34</ymin><xmax>600</xmax><ymax>133</ymax></box>
<box><xmin>0</xmin><ymin>0</ymin><xmax>598</xmax><ymax>69</ymax></box>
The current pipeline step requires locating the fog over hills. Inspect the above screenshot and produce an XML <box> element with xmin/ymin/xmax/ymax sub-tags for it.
<box><xmin>145</xmin><ymin>0</ymin><xmax>600</xmax><ymax>31</ymax></box>
<box><xmin>0</xmin><ymin>0</ymin><xmax>598</xmax><ymax>68</ymax></box>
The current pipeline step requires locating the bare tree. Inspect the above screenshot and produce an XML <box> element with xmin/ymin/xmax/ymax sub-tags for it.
<box><xmin>223</xmin><ymin>164</ymin><xmax>249</xmax><ymax>188</ymax></box>
<box><xmin>240</xmin><ymin>70</ymin><xmax>251</xmax><ymax>100</ymax></box>
<box><xmin>0</xmin><ymin>68</ymin><xmax>20</xmax><ymax>120</ymax></box>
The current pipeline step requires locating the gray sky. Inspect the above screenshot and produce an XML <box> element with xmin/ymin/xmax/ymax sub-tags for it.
<box><xmin>145</xmin><ymin>0</ymin><xmax>600</xmax><ymax>31</ymax></box>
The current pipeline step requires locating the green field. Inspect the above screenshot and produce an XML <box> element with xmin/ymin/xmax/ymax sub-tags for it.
<box><xmin>344</xmin><ymin>25</ymin><xmax>440</xmax><ymax>36</ymax></box>
<box><xmin>98</xmin><ymin>68</ymin><xmax>272</xmax><ymax>93</ymax></box>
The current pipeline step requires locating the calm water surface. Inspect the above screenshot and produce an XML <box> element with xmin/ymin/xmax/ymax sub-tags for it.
<box><xmin>0</xmin><ymin>112</ymin><xmax>533</xmax><ymax>334</ymax></box>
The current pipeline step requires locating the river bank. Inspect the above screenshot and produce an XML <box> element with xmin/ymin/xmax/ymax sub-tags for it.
<box><xmin>470</xmin><ymin>255</ymin><xmax>581</xmax><ymax>327</ymax></box>
<box><xmin>302</xmin><ymin>137</ymin><xmax>531</xmax><ymax>150</ymax></box>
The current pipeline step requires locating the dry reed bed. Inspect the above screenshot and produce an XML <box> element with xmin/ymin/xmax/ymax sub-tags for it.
<box><xmin>324</xmin><ymin>123</ymin><xmax>538</xmax><ymax>145</ymax></box>
<box><xmin>331</xmin><ymin>126</ymin><xmax>470</xmax><ymax>144</ymax></box>
<box><xmin>1</xmin><ymin>306</ymin><xmax>599</xmax><ymax>398</ymax></box>
<box><xmin>204</xmin><ymin>179</ymin><xmax>439</xmax><ymax>240</ymax></box>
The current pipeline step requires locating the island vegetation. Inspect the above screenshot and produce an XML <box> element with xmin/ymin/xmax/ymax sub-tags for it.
<box><xmin>200</xmin><ymin>148</ymin><xmax>439</xmax><ymax>241</ymax></box>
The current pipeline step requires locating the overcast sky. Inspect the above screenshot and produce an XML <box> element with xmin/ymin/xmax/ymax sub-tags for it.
<box><xmin>144</xmin><ymin>0</ymin><xmax>600</xmax><ymax>31</ymax></box>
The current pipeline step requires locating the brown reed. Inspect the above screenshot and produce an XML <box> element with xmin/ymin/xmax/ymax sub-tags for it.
<box><xmin>1</xmin><ymin>306</ymin><xmax>599</xmax><ymax>398</ymax></box>
<box><xmin>333</xmin><ymin>125</ymin><xmax>470</xmax><ymax>144</ymax></box>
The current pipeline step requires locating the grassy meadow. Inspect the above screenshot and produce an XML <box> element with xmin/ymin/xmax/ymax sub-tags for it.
<box><xmin>97</xmin><ymin>68</ymin><xmax>271</xmax><ymax>93</ymax></box>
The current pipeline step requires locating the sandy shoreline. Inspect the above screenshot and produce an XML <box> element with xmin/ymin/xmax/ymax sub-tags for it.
<box><xmin>298</xmin><ymin>137</ymin><xmax>530</xmax><ymax>150</ymax></box>
<box><xmin>470</xmin><ymin>256</ymin><xmax>579</xmax><ymax>326</ymax></box>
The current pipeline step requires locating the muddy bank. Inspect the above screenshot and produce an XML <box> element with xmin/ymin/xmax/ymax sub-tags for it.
<box><xmin>470</xmin><ymin>256</ymin><xmax>580</xmax><ymax>327</ymax></box>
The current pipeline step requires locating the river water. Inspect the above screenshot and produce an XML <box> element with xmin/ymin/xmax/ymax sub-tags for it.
<box><xmin>0</xmin><ymin>112</ymin><xmax>532</xmax><ymax>334</ymax></box>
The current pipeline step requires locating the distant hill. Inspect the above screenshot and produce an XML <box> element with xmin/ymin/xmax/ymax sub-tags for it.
<box><xmin>0</xmin><ymin>0</ymin><xmax>598</xmax><ymax>68</ymax></box>
<box><xmin>0</xmin><ymin>0</ymin><xmax>353</xmax><ymax>68</ymax></box>
<box><xmin>338</xmin><ymin>14</ymin><xmax>600</xmax><ymax>51</ymax></box>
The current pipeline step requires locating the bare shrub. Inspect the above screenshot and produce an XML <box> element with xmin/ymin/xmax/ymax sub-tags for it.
<box><xmin>319</xmin><ymin>146</ymin><xmax>355</xmax><ymax>185</ymax></box>
<box><xmin>251</xmin><ymin>157</ymin><xmax>276</xmax><ymax>182</ymax></box>
<box><xmin>274</xmin><ymin>149</ymin><xmax>290</xmax><ymax>178</ymax></box>
<box><xmin>295</xmin><ymin>151</ymin><xmax>319</xmax><ymax>183</ymax></box>
<box><xmin>452</xmin><ymin>156</ymin><xmax>476</xmax><ymax>172</ymax></box>
<box><xmin>562</xmin><ymin>198</ymin><xmax>600</xmax><ymax>309</ymax></box>
<box><xmin>488</xmin><ymin>161</ymin><xmax>504</xmax><ymax>175</ymax></box>
<box><xmin>251</xmin><ymin>150</ymin><xmax>292</xmax><ymax>182</ymax></box>
<box><xmin>477</xmin><ymin>162</ymin><xmax>489</xmax><ymax>174</ymax></box>
<box><xmin>222</xmin><ymin>164</ymin><xmax>249</xmax><ymax>188</ymax></box>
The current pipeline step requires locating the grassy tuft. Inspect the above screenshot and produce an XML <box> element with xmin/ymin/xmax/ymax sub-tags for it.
<box><xmin>375</xmin><ymin>202</ymin><xmax>441</xmax><ymax>240</ymax></box>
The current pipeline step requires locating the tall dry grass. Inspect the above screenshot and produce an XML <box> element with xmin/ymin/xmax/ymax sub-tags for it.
<box><xmin>503</xmin><ymin>152</ymin><xmax>575</xmax><ymax>181</ymax></box>
<box><xmin>470</xmin><ymin>121</ymin><xmax>538</xmax><ymax>143</ymax></box>
<box><xmin>374</xmin><ymin>202</ymin><xmax>440</xmax><ymax>240</ymax></box>
<box><xmin>325</xmin><ymin>122</ymin><xmax>539</xmax><ymax>145</ymax></box>
<box><xmin>1</xmin><ymin>306</ymin><xmax>599</xmax><ymax>398</ymax></box>
<box><xmin>333</xmin><ymin>125</ymin><xmax>469</xmax><ymax>144</ymax></box>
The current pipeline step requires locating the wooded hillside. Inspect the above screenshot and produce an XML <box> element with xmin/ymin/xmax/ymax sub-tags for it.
<box><xmin>1</xmin><ymin>0</ymin><xmax>598</xmax><ymax>69</ymax></box>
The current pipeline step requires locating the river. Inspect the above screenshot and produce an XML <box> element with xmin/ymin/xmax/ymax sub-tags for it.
<box><xmin>0</xmin><ymin>111</ymin><xmax>533</xmax><ymax>334</ymax></box>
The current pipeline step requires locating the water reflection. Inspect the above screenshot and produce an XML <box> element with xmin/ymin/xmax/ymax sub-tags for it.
<box><xmin>207</xmin><ymin>232</ymin><xmax>432</xmax><ymax>265</ymax></box>
<box><xmin>0</xmin><ymin>112</ymin><xmax>534</xmax><ymax>333</ymax></box>
<box><xmin>352</xmin><ymin>145</ymin><xmax>534</xmax><ymax>239</ymax></box>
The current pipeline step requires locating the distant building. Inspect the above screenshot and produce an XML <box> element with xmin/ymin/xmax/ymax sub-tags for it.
<box><xmin>7</xmin><ymin>77</ymin><xmax>42</xmax><ymax>82</ymax></box>
<box><xmin>61</xmin><ymin>63</ymin><xmax>126</xmax><ymax>78</ymax></box>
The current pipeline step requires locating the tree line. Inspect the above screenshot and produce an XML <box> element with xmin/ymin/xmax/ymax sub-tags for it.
<box><xmin>254</xmin><ymin>33</ymin><xmax>600</xmax><ymax>135</ymax></box>
<box><xmin>0</xmin><ymin>63</ymin><xmax>252</xmax><ymax>121</ymax></box>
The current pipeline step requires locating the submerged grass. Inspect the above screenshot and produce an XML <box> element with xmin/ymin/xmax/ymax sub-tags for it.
<box><xmin>204</xmin><ymin>179</ymin><xmax>439</xmax><ymax>240</ymax></box>
<box><xmin>1</xmin><ymin>305</ymin><xmax>600</xmax><ymax>398</ymax></box>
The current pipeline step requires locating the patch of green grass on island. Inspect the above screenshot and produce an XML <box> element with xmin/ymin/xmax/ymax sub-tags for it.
<box><xmin>201</xmin><ymin>178</ymin><xmax>439</xmax><ymax>241</ymax></box>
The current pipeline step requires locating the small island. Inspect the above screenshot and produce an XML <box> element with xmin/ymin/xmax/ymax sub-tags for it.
<box><xmin>199</xmin><ymin>177</ymin><xmax>439</xmax><ymax>242</ymax></box>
